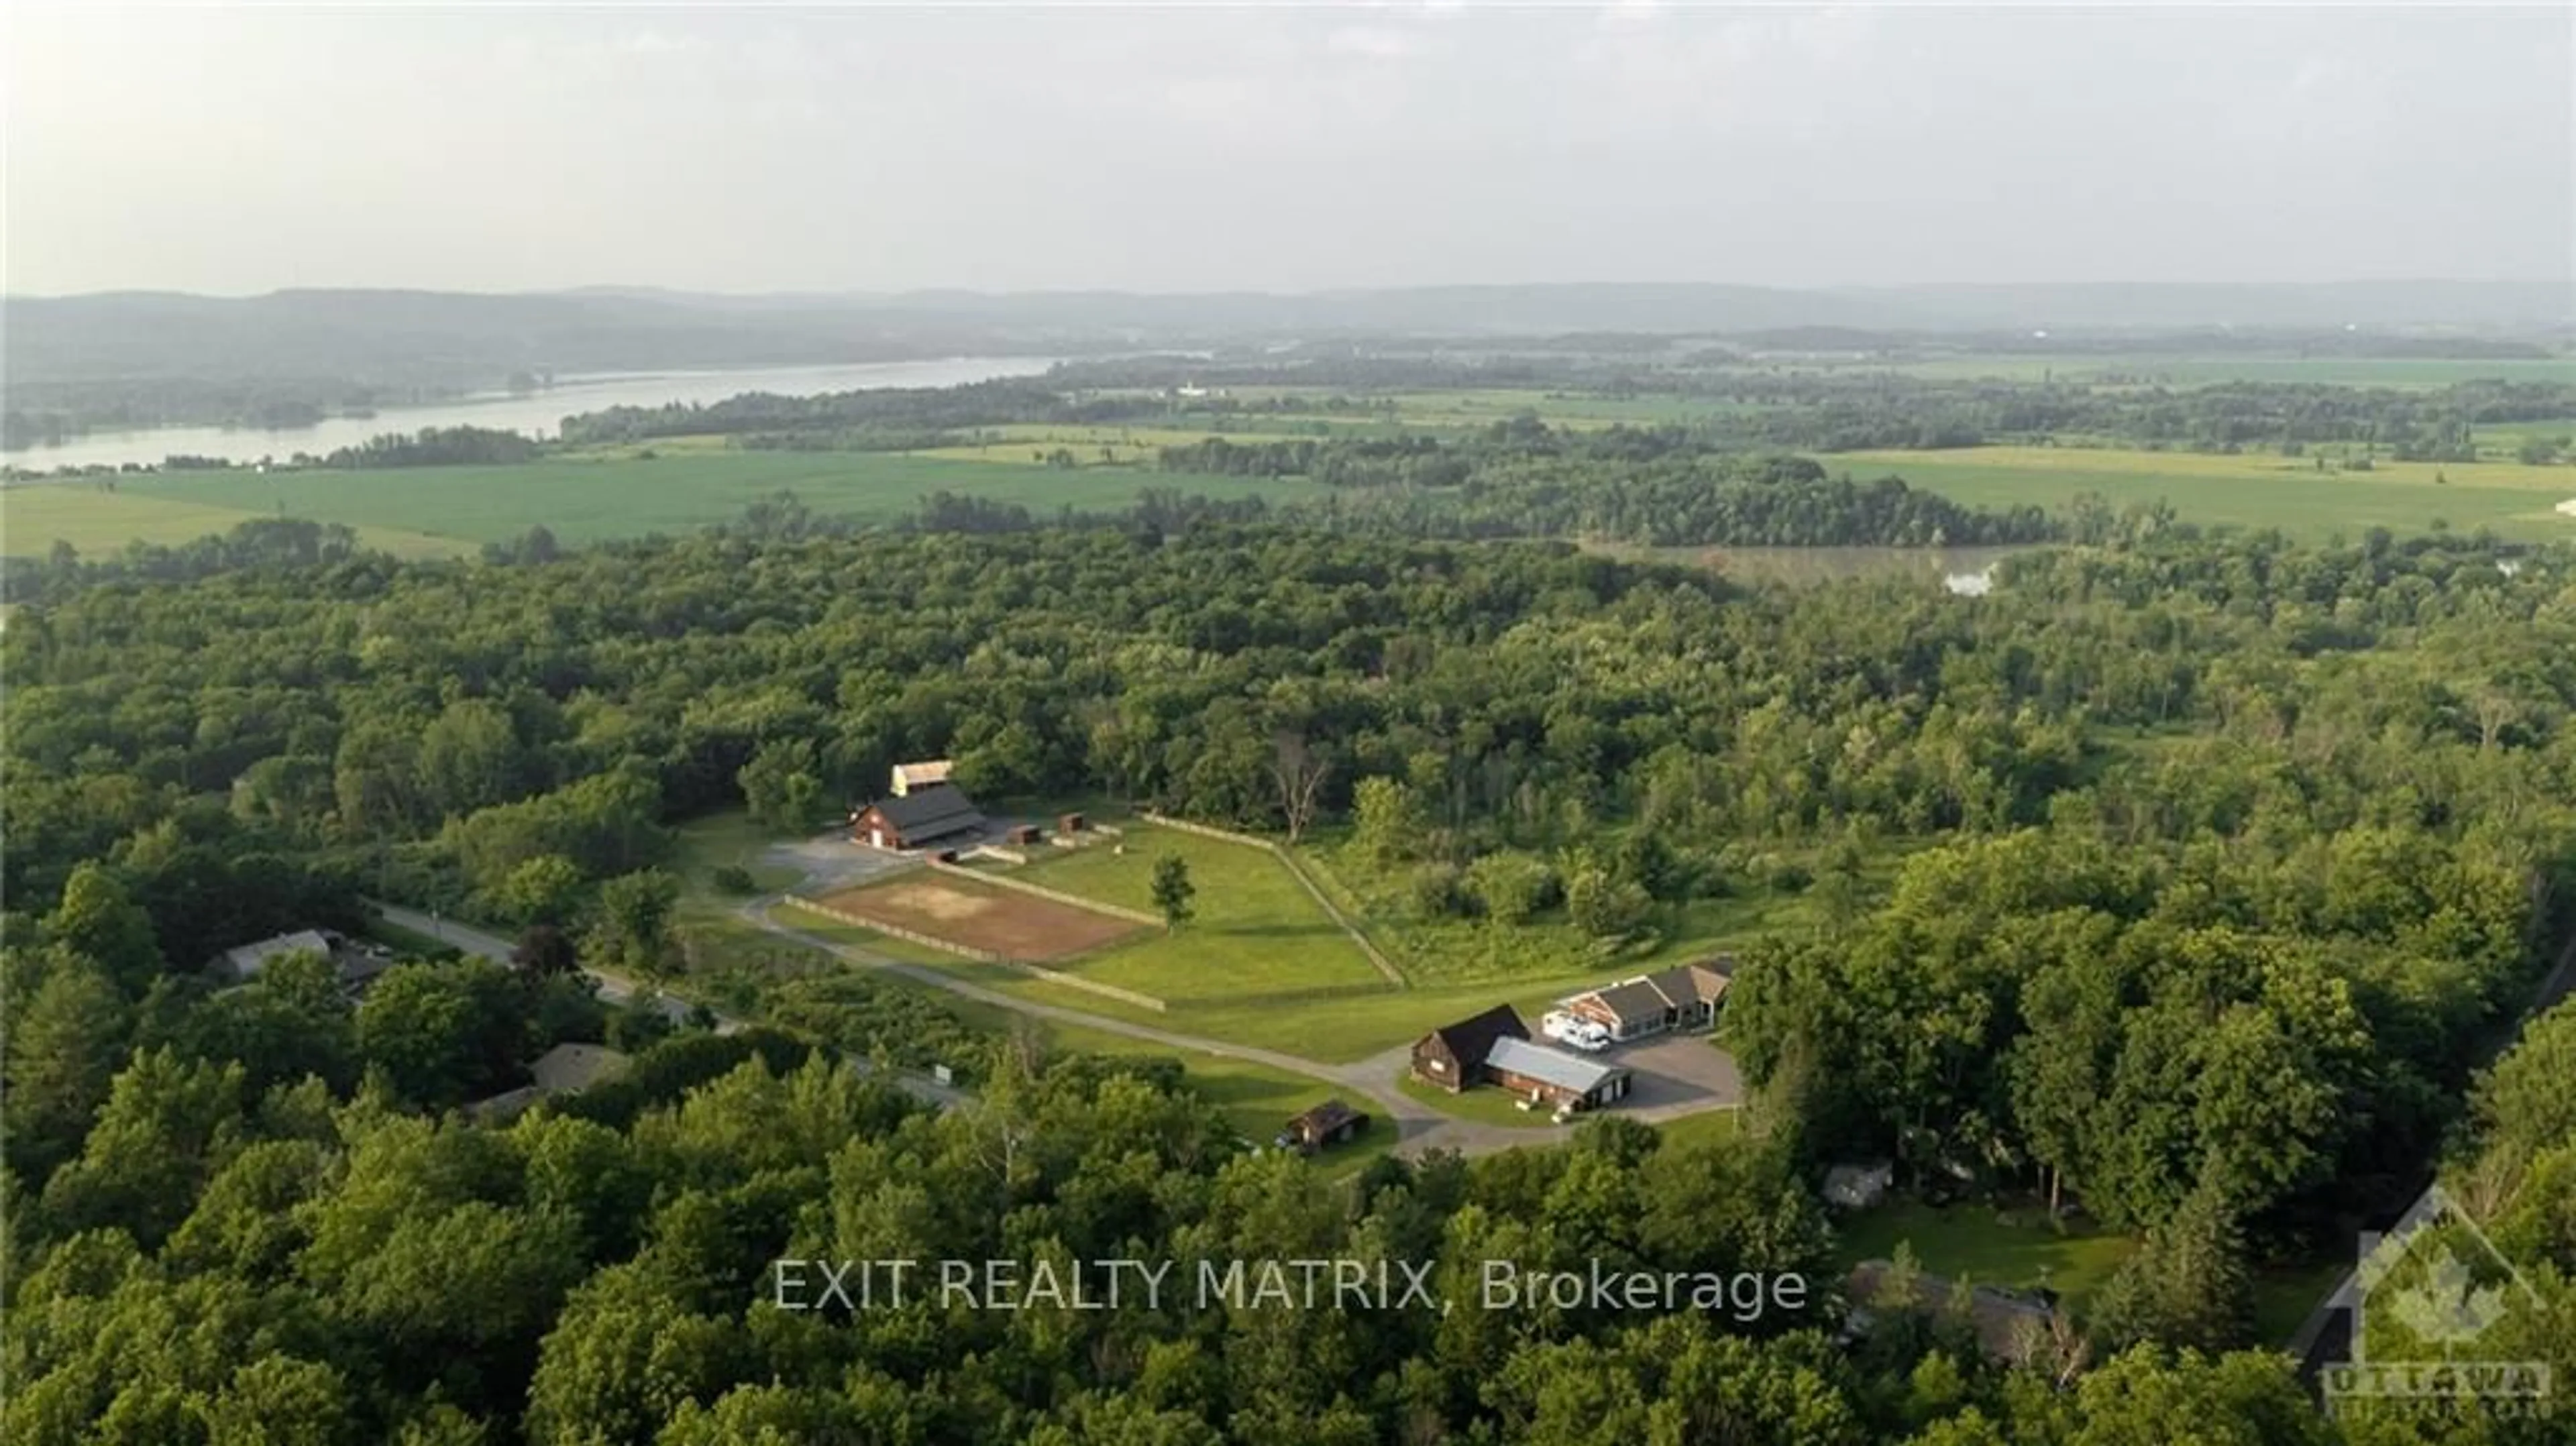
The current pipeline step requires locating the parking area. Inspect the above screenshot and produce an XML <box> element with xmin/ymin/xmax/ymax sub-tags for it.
<box><xmin>1610</xmin><ymin>1032</ymin><xmax>1744</xmax><ymax>1121</ymax></box>
<box><xmin>758</xmin><ymin>830</ymin><xmax>918</xmax><ymax>894</ymax></box>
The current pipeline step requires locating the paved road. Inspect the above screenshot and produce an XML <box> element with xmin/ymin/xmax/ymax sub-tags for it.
<box><xmin>364</xmin><ymin>899</ymin><xmax>969</xmax><ymax>1111</ymax></box>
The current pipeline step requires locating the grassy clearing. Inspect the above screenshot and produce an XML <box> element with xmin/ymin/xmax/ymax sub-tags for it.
<box><xmin>1833</xmin><ymin>445</ymin><xmax>2576</xmax><ymax>543</ymax></box>
<box><xmin>1016</xmin><ymin>826</ymin><xmax>1389</xmax><ymax>1005</ymax></box>
<box><xmin>1831</xmin><ymin>1199</ymin><xmax>2139</xmax><ymax>1312</ymax></box>
<box><xmin>1293</xmin><ymin>840</ymin><xmax>1817</xmax><ymax>987</ymax></box>
<box><xmin>669</xmin><ymin>810</ymin><xmax>804</xmax><ymax>909</ymax></box>
<box><xmin>109</xmin><ymin>451</ymin><xmax>1327</xmax><ymax>547</ymax></box>
<box><xmin>744</xmin><ymin>908</ymin><xmax>1396</xmax><ymax>1174</ymax></box>
<box><xmin>2</xmin><ymin>481</ymin><xmax>472</xmax><ymax>560</ymax></box>
<box><xmin>1651</xmin><ymin>1109</ymin><xmax>1746</xmax><ymax>1150</ymax></box>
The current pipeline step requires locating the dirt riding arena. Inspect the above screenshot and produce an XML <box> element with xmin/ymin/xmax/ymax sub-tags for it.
<box><xmin>811</xmin><ymin>873</ymin><xmax>1148</xmax><ymax>962</ymax></box>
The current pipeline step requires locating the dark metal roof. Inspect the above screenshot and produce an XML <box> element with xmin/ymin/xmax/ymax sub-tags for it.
<box><xmin>1423</xmin><ymin>1003</ymin><xmax>1527</xmax><ymax>1064</ymax></box>
<box><xmin>867</xmin><ymin>783</ymin><xmax>985</xmax><ymax>839</ymax></box>
<box><xmin>1288</xmin><ymin>1099</ymin><xmax>1365</xmax><ymax>1135</ymax></box>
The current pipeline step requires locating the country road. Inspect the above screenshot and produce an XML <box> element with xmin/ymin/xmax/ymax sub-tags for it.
<box><xmin>365</xmin><ymin>899</ymin><xmax>969</xmax><ymax>1111</ymax></box>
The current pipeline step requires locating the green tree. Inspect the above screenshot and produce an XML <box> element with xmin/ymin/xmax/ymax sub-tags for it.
<box><xmin>589</xmin><ymin>869</ymin><xmax>682</xmax><ymax>978</ymax></box>
<box><xmin>494</xmin><ymin>853</ymin><xmax>586</xmax><ymax>927</ymax></box>
<box><xmin>43</xmin><ymin>863</ymin><xmax>162</xmax><ymax>991</ymax></box>
<box><xmin>3</xmin><ymin>955</ymin><xmax>132</xmax><ymax>1182</ymax></box>
<box><xmin>1151</xmin><ymin>854</ymin><xmax>1195</xmax><ymax>928</ymax></box>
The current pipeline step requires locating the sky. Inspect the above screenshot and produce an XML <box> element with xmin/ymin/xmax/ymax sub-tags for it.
<box><xmin>5</xmin><ymin>2</ymin><xmax>2570</xmax><ymax>296</ymax></box>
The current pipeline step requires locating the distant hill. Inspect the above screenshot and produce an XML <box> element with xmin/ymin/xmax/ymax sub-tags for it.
<box><xmin>5</xmin><ymin>281</ymin><xmax>2564</xmax><ymax>398</ymax></box>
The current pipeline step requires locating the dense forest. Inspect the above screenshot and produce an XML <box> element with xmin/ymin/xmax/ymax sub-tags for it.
<box><xmin>5</xmin><ymin>513</ymin><xmax>2574</xmax><ymax>1442</ymax></box>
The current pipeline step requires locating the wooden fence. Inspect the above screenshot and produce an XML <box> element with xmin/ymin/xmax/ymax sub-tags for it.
<box><xmin>924</xmin><ymin>858</ymin><xmax>1166</xmax><ymax>928</ymax></box>
<box><xmin>1138</xmin><ymin>812</ymin><xmax>1407</xmax><ymax>987</ymax></box>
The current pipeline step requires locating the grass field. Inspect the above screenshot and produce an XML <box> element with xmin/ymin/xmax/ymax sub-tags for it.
<box><xmin>3</xmin><ymin>481</ymin><xmax>474</xmax><ymax>559</ymax></box>
<box><xmin>76</xmin><ymin>450</ymin><xmax>1324</xmax><ymax>550</ymax></box>
<box><xmin>1016</xmin><ymin>826</ymin><xmax>1391</xmax><ymax>1006</ymax></box>
<box><xmin>1831</xmin><ymin>1200</ymin><xmax>2139</xmax><ymax>1313</ymax></box>
<box><xmin>1835</xmin><ymin>444</ymin><xmax>2576</xmax><ymax>543</ymax></box>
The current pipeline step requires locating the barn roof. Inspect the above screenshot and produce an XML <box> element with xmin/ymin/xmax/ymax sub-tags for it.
<box><xmin>869</xmin><ymin>782</ymin><xmax>985</xmax><ymax>838</ymax></box>
<box><xmin>1421</xmin><ymin>1003</ymin><xmax>1528</xmax><ymax>1065</ymax></box>
<box><xmin>1486</xmin><ymin>1036</ymin><xmax>1629</xmax><ymax>1093</ymax></box>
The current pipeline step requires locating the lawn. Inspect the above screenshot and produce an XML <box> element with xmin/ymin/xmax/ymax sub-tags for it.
<box><xmin>735</xmin><ymin>907</ymin><xmax>1398</xmax><ymax>1175</ymax></box>
<box><xmin>2</xmin><ymin>480</ymin><xmax>472</xmax><ymax>560</ymax></box>
<box><xmin>1014</xmin><ymin>826</ymin><xmax>1390</xmax><ymax>1006</ymax></box>
<box><xmin>669</xmin><ymin>810</ymin><xmax>804</xmax><ymax>908</ymax></box>
<box><xmin>1831</xmin><ymin>1199</ymin><xmax>2139</xmax><ymax>1313</ymax></box>
<box><xmin>1293</xmin><ymin>838</ymin><xmax>1821</xmax><ymax>987</ymax></box>
<box><xmin>106</xmin><ymin>450</ymin><xmax>1328</xmax><ymax>548</ymax></box>
<box><xmin>1832</xmin><ymin>444</ymin><xmax>2576</xmax><ymax>543</ymax></box>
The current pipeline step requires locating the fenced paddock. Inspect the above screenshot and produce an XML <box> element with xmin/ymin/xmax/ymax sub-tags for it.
<box><xmin>808</xmin><ymin>871</ymin><xmax>1150</xmax><ymax>964</ymax></box>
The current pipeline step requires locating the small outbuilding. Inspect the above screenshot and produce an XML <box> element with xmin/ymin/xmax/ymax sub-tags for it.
<box><xmin>1484</xmin><ymin>1036</ymin><xmax>1633</xmax><ymax>1112</ymax></box>
<box><xmin>1412</xmin><ymin>1003</ymin><xmax>1530</xmax><ymax>1093</ymax></box>
<box><xmin>890</xmin><ymin>760</ymin><xmax>954</xmax><ymax>797</ymax></box>
<box><xmin>1278</xmin><ymin>1099</ymin><xmax>1368</xmax><ymax>1152</ymax></box>
<box><xmin>1824</xmin><ymin>1160</ymin><xmax>1896</xmax><ymax>1211</ymax></box>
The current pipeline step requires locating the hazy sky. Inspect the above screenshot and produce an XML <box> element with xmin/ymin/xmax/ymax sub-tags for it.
<box><xmin>7</xmin><ymin>3</ymin><xmax>2569</xmax><ymax>296</ymax></box>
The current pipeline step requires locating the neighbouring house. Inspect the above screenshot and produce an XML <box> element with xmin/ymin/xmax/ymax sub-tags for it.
<box><xmin>1484</xmin><ymin>1036</ymin><xmax>1634</xmax><ymax>1113</ymax></box>
<box><xmin>1278</xmin><ymin>1099</ymin><xmax>1369</xmax><ymax>1153</ymax></box>
<box><xmin>1823</xmin><ymin>1160</ymin><xmax>1896</xmax><ymax>1211</ymax></box>
<box><xmin>1845</xmin><ymin>1260</ymin><xmax>2064</xmax><ymax>1363</ymax></box>
<box><xmin>470</xmin><ymin>1042</ymin><xmax>633</xmax><ymax>1123</ymax></box>
<box><xmin>890</xmin><ymin>759</ymin><xmax>954</xmax><ymax>797</ymax></box>
<box><xmin>1411</xmin><ymin>1004</ymin><xmax>1531</xmax><ymax>1093</ymax></box>
<box><xmin>1561</xmin><ymin>956</ymin><xmax>1735</xmax><ymax>1042</ymax></box>
<box><xmin>852</xmin><ymin>782</ymin><xmax>988</xmax><ymax>851</ymax></box>
<box><xmin>210</xmin><ymin>928</ymin><xmax>396</xmax><ymax>998</ymax></box>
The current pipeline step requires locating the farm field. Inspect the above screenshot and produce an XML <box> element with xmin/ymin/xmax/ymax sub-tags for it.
<box><xmin>93</xmin><ymin>450</ymin><xmax>1324</xmax><ymax>548</ymax></box>
<box><xmin>1809</xmin><ymin>355</ymin><xmax>2576</xmax><ymax>388</ymax></box>
<box><xmin>1014</xmin><ymin>824</ymin><xmax>1391</xmax><ymax>1006</ymax></box>
<box><xmin>2</xmin><ymin>480</ymin><xmax>474</xmax><ymax>559</ymax></box>
<box><xmin>1833</xmin><ymin>444</ymin><xmax>2576</xmax><ymax>543</ymax></box>
<box><xmin>810</xmin><ymin>871</ymin><xmax>1150</xmax><ymax>963</ymax></box>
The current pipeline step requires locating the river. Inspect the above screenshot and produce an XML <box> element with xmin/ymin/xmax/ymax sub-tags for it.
<box><xmin>2</xmin><ymin>356</ymin><xmax>1058</xmax><ymax>474</ymax></box>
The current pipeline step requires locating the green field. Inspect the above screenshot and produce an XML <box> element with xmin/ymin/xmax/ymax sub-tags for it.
<box><xmin>1813</xmin><ymin>355</ymin><xmax>2576</xmax><ymax>388</ymax></box>
<box><xmin>1835</xmin><ymin>444</ymin><xmax>2576</xmax><ymax>543</ymax></box>
<box><xmin>26</xmin><ymin>450</ymin><xmax>1324</xmax><ymax>554</ymax></box>
<box><xmin>2</xmin><ymin>480</ymin><xmax>474</xmax><ymax>559</ymax></box>
<box><xmin>1013</xmin><ymin>826</ymin><xmax>1391</xmax><ymax>1006</ymax></box>
<box><xmin>1831</xmin><ymin>1200</ymin><xmax>2139</xmax><ymax>1313</ymax></box>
